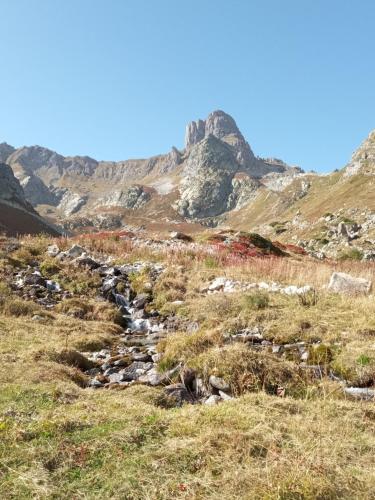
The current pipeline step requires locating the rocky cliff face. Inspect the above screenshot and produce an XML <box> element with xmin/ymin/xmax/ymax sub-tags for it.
<box><xmin>344</xmin><ymin>130</ymin><xmax>375</xmax><ymax>177</ymax></box>
<box><xmin>0</xmin><ymin>163</ymin><xmax>58</xmax><ymax>236</ymax></box>
<box><xmin>95</xmin><ymin>186</ymin><xmax>151</xmax><ymax>209</ymax></box>
<box><xmin>176</xmin><ymin>135</ymin><xmax>239</xmax><ymax>218</ymax></box>
<box><xmin>0</xmin><ymin>163</ymin><xmax>34</xmax><ymax>211</ymax></box>
<box><xmin>0</xmin><ymin>142</ymin><xmax>15</xmax><ymax>163</ymax></box>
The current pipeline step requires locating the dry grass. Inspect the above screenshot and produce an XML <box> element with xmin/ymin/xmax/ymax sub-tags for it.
<box><xmin>1</xmin><ymin>234</ymin><xmax>375</xmax><ymax>498</ymax></box>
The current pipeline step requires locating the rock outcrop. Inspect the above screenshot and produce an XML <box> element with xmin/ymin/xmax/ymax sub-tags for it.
<box><xmin>0</xmin><ymin>163</ymin><xmax>59</xmax><ymax>236</ymax></box>
<box><xmin>57</xmin><ymin>191</ymin><xmax>88</xmax><ymax>216</ymax></box>
<box><xmin>0</xmin><ymin>142</ymin><xmax>15</xmax><ymax>163</ymax></box>
<box><xmin>19</xmin><ymin>173</ymin><xmax>58</xmax><ymax>206</ymax></box>
<box><xmin>344</xmin><ymin>130</ymin><xmax>375</xmax><ymax>177</ymax></box>
<box><xmin>176</xmin><ymin>135</ymin><xmax>239</xmax><ymax>218</ymax></box>
<box><xmin>185</xmin><ymin>110</ymin><xmax>256</xmax><ymax>170</ymax></box>
<box><xmin>0</xmin><ymin>162</ymin><xmax>32</xmax><ymax>210</ymax></box>
<box><xmin>328</xmin><ymin>272</ymin><xmax>372</xmax><ymax>295</ymax></box>
<box><xmin>95</xmin><ymin>186</ymin><xmax>151</xmax><ymax>209</ymax></box>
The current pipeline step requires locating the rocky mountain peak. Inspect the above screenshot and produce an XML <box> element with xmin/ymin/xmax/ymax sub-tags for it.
<box><xmin>184</xmin><ymin>110</ymin><xmax>256</xmax><ymax>170</ymax></box>
<box><xmin>185</xmin><ymin>110</ymin><xmax>243</xmax><ymax>148</ymax></box>
<box><xmin>205</xmin><ymin>110</ymin><xmax>242</xmax><ymax>140</ymax></box>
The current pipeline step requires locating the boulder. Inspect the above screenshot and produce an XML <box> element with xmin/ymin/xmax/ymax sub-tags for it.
<box><xmin>209</xmin><ymin>375</ymin><xmax>230</xmax><ymax>392</ymax></box>
<box><xmin>344</xmin><ymin>387</ymin><xmax>375</xmax><ymax>400</ymax></box>
<box><xmin>75</xmin><ymin>254</ymin><xmax>101</xmax><ymax>270</ymax></box>
<box><xmin>66</xmin><ymin>244</ymin><xmax>85</xmax><ymax>258</ymax></box>
<box><xmin>47</xmin><ymin>244</ymin><xmax>60</xmax><ymax>257</ymax></box>
<box><xmin>208</xmin><ymin>277</ymin><xmax>227</xmax><ymax>292</ymax></box>
<box><xmin>328</xmin><ymin>272</ymin><xmax>372</xmax><ymax>295</ymax></box>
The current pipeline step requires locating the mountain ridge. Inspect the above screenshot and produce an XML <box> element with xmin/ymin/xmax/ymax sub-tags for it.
<box><xmin>1</xmin><ymin>110</ymin><xmax>374</xmax><ymax>256</ymax></box>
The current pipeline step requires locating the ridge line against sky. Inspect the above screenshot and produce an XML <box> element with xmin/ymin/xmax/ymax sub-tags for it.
<box><xmin>1</xmin><ymin>0</ymin><xmax>375</xmax><ymax>173</ymax></box>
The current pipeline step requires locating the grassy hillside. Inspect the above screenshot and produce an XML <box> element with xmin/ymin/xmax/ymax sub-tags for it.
<box><xmin>1</xmin><ymin>234</ymin><xmax>375</xmax><ymax>498</ymax></box>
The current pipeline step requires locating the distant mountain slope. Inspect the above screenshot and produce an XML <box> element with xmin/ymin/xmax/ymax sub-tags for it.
<box><xmin>0</xmin><ymin>163</ymin><xmax>59</xmax><ymax>236</ymax></box>
<box><xmin>1</xmin><ymin>110</ymin><xmax>301</xmax><ymax>226</ymax></box>
<box><xmin>2</xmin><ymin>111</ymin><xmax>374</xmax><ymax>254</ymax></box>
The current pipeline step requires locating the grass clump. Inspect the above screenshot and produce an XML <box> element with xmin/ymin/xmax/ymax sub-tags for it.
<box><xmin>332</xmin><ymin>341</ymin><xmax>375</xmax><ymax>386</ymax></box>
<box><xmin>43</xmin><ymin>349</ymin><xmax>97</xmax><ymax>371</ymax></box>
<box><xmin>241</xmin><ymin>291</ymin><xmax>270</xmax><ymax>310</ymax></box>
<box><xmin>128</xmin><ymin>267</ymin><xmax>153</xmax><ymax>294</ymax></box>
<box><xmin>55</xmin><ymin>298</ymin><xmax>125</xmax><ymax>326</ymax></box>
<box><xmin>189</xmin><ymin>344</ymin><xmax>309</xmax><ymax>397</ymax></box>
<box><xmin>0</xmin><ymin>297</ymin><xmax>42</xmax><ymax>317</ymax></box>
<box><xmin>40</xmin><ymin>257</ymin><xmax>62</xmax><ymax>277</ymax></box>
<box><xmin>338</xmin><ymin>248</ymin><xmax>364</xmax><ymax>261</ymax></box>
<box><xmin>158</xmin><ymin>329</ymin><xmax>223</xmax><ymax>371</ymax></box>
<box><xmin>58</xmin><ymin>270</ymin><xmax>101</xmax><ymax>296</ymax></box>
<box><xmin>153</xmin><ymin>267</ymin><xmax>187</xmax><ymax>311</ymax></box>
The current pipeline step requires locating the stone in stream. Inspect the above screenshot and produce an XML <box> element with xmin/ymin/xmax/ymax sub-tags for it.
<box><xmin>131</xmin><ymin>352</ymin><xmax>152</xmax><ymax>362</ymax></box>
<box><xmin>219</xmin><ymin>390</ymin><xmax>233</xmax><ymax>401</ymax></box>
<box><xmin>119</xmin><ymin>361</ymin><xmax>154</xmax><ymax>381</ymax></box>
<box><xmin>102</xmin><ymin>276</ymin><xmax>119</xmax><ymax>293</ymax></box>
<box><xmin>114</xmin><ymin>293</ymin><xmax>129</xmax><ymax>308</ymax></box>
<box><xmin>208</xmin><ymin>277</ymin><xmax>227</xmax><ymax>292</ymax></box>
<box><xmin>133</xmin><ymin>293</ymin><xmax>150</xmax><ymax>309</ymax></box>
<box><xmin>46</xmin><ymin>280</ymin><xmax>61</xmax><ymax>292</ymax></box>
<box><xmin>108</xmin><ymin>372</ymin><xmax>126</xmax><ymax>384</ymax></box>
<box><xmin>138</xmin><ymin>365</ymin><xmax>180</xmax><ymax>386</ymax></box>
<box><xmin>89</xmin><ymin>379</ymin><xmax>103</xmax><ymax>388</ymax></box>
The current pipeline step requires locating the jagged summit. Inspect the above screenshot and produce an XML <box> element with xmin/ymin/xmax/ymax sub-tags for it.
<box><xmin>185</xmin><ymin>110</ymin><xmax>243</xmax><ymax>147</ymax></box>
<box><xmin>185</xmin><ymin>110</ymin><xmax>256</xmax><ymax>169</ymax></box>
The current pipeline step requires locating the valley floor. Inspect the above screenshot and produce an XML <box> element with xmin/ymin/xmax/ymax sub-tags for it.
<box><xmin>1</xmin><ymin>233</ymin><xmax>375</xmax><ymax>499</ymax></box>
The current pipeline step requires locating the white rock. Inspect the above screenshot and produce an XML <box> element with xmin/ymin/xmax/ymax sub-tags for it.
<box><xmin>258</xmin><ymin>282</ymin><xmax>270</xmax><ymax>290</ymax></box>
<box><xmin>208</xmin><ymin>277</ymin><xmax>228</xmax><ymax>291</ymax></box>
<box><xmin>344</xmin><ymin>387</ymin><xmax>375</xmax><ymax>400</ymax></box>
<box><xmin>130</xmin><ymin>319</ymin><xmax>151</xmax><ymax>332</ymax></box>
<box><xmin>46</xmin><ymin>280</ymin><xmax>61</xmax><ymax>292</ymax></box>
<box><xmin>328</xmin><ymin>272</ymin><xmax>372</xmax><ymax>295</ymax></box>
<box><xmin>282</xmin><ymin>285</ymin><xmax>312</xmax><ymax>296</ymax></box>
<box><xmin>205</xmin><ymin>395</ymin><xmax>221</xmax><ymax>405</ymax></box>
<box><xmin>47</xmin><ymin>244</ymin><xmax>60</xmax><ymax>257</ymax></box>
<box><xmin>152</xmin><ymin>353</ymin><xmax>163</xmax><ymax>363</ymax></box>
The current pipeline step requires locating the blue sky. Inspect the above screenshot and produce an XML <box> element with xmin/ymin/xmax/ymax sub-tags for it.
<box><xmin>1</xmin><ymin>0</ymin><xmax>374</xmax><ymax>172</ymax></box>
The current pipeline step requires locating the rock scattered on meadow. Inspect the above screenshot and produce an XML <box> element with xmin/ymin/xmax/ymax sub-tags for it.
<box><xmin>328</xmin><ymin>272</ymin><xmax>372</xmax><ymax>295</ymax></box>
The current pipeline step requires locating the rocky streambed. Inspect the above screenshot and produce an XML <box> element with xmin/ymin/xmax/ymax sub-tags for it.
<box><xmin>5</xmin><ymin>242</ymin><xmax>375</xmax><ymax>405</ymax></box>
